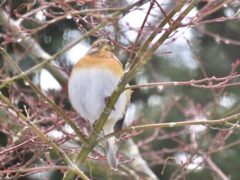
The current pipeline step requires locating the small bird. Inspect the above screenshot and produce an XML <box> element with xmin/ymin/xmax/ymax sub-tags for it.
<box><xmin>68</xmin><ymin>39</ymin><xmax>131</xmax><ymax>170</ymax></box>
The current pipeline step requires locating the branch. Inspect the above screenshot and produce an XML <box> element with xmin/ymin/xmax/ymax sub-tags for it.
<box><xmin>0</xmin><ymin>9</ymin><xmax>69</xmax><ymax>88</ymax></box>
<box><xmin>0</xmin><ymin>91</ymin><xmax>89</xmax><ymax>180</ymax></box>
<box><xmin>0</xmin><ymin>47</ymin><xmax>88</xmax><ymax>144</ymax></box>
<box><xmin>205</xmin><ymin>157</ymin><xmax>229</xmax><ymax>180</ymax></box>
<box><xmin>125</xmin><ymin>74</ymin><xmax>240</xmax><ymax>90</ymax></box>
<box><xmin>106</xmin><ymin>113</ymin><xmax>240</xmax><ymax>139</ymax></box>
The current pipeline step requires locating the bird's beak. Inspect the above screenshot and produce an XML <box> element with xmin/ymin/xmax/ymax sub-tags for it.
<box><xmin>103</xmin><ymin>40</ymin><xmax>114</xmax><ymax>52</ymax></box>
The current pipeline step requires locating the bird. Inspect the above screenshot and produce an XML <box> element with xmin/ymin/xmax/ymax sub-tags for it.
<box><xmin>68</xmin><ymin>39</ymin><xmax>131</xmax><ymax>170</ymax></box>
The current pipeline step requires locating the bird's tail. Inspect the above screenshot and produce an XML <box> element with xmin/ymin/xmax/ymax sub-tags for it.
<box><xmin>106</xmin><ymin>136</ymin><xmax>117</xmax><ymax>170</ymax></box>
<box><xmin>103</xmin><ymin>120</ymin><xmax>117</xmax><ymax>170</ymax></box>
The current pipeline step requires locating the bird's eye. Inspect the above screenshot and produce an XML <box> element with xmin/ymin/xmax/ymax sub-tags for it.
<box><xmin>97</xmin><ymin>43</ymin><xmax>104</xmax><ymax>48</ymax></box>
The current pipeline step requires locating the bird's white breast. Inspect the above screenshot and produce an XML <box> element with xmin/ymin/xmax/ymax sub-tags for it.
<box><xmin>68</xmin><ymin>68</ymin><xmax>127</xmax><ymax>123</ymax></box>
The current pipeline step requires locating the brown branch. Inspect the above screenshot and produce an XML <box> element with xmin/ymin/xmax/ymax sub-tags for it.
<box><xmin>106</xmin><ymin>113</ymin><xmax>240</xmax><ymax>139</ymax></box>
<box><xmin>126</xmin><ymin>73</ymin><xmax>240</xmax><ymax>90</ymax></box>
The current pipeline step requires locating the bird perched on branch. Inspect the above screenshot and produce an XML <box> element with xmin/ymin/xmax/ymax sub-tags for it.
<box><xmin>68</xmin><ymin>39</ymin><xmax>131</xmax><ymax>170</ymax></box>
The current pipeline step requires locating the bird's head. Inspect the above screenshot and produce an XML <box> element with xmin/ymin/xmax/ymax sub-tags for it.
<box><xmin>86</xmin><ymin>39</ymin><xmax>115</xmax><ymax>57</ymax></box>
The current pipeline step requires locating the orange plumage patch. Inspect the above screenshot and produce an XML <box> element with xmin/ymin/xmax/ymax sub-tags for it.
<box><xmin>73</xmin><ymin>55</ymin><xmax>123</xmax><ymax>77</ymax></box>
